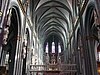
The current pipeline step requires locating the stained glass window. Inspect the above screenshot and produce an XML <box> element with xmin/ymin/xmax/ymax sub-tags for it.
<box><xmin>52</xmin><ymin>42</ymin><xmax>55</xmax><ymax>53</ymax></box>
<box><xmin>58</xmin><ymin>43</ymin><xmax>61</xmax><ymax>53</ymax></box>
<box><xmin>45</xmin><ymin>43</ymin><xmax>48</xmax><ymax>53</ymax></box>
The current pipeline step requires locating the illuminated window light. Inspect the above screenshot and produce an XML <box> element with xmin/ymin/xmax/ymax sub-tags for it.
<box><xmin>46</xmin><ymin>43</ymin><xmax>48</xmax><ymax>53</ymax></box>
<box><xmin>58</xmin><ymin>43</ymin><xmax>61</xmax><ymax>53</ymax></box>
<box><xmin>52</xmin><ymin>42</ymin><xmax>55</xmax><ymax>53</ymax></box>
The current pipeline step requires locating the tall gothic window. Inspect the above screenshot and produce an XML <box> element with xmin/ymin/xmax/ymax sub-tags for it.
<box><xmin>45</xmin><ymin>43</ymin><xmax>48</xmax><ymax>53</ymax></box>
<box><xmin>58</xmin><ymin>43</ymin><xmax>61</xmax><ymax>53</ymax></box>
<box><xmin>52</xmin><ymin>42</ymin><xmax>55</xmax><ymax>53</ymax></box>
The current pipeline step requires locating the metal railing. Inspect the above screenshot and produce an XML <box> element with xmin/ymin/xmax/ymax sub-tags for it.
<box><xmin>29</xmin><ymin>63</ymin><xmax>77</xmax><ymax>74</ymax></box>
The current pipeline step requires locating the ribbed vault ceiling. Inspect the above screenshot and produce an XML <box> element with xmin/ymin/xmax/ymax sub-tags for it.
<box><xmin>33</xmin><ymin>0</ymin><xmax>73</xmax><ymax>45</ymax></box>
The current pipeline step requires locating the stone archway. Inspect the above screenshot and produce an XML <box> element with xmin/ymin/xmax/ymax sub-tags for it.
<box><xmin>0</xmin><ymin>7</ymin><xmax>21</xmax><ymax>75</ymax></box>
<box><xmin>84</xmin><ymin>3</ymin><xmax>99</xmax><ymax>75</ymax></box>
